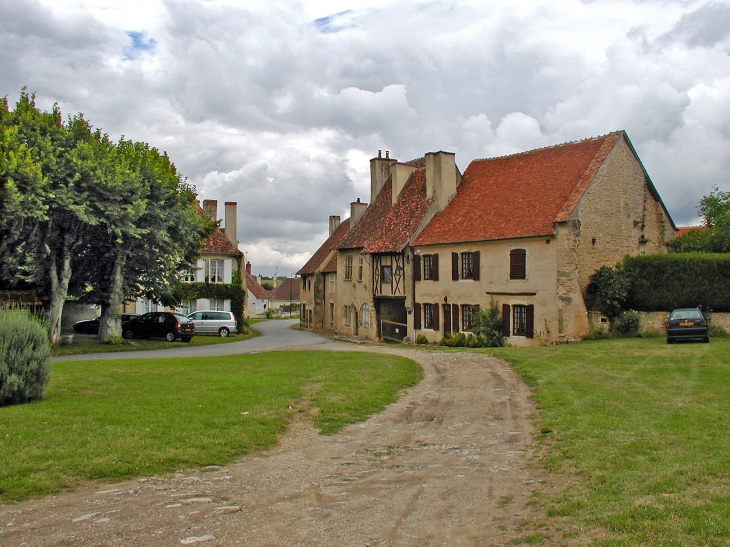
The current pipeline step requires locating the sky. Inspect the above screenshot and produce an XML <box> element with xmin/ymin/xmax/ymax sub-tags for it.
<box><xmin>2</xmin><ymin>0</ymin><xmax>729</xmax><ymax>276</ymax></box>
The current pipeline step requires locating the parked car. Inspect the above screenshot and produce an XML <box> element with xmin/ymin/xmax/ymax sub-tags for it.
<box><xmin>187</xmin><ymin>310</ymin><xmax>238</xmax><ymax>337</ymax></box>
<box><xmin>73</xmin><ymin>313</ymin><xmax>138</xmax><ymax>334</ymax></box>
<box><xmin>666</xmin><ymin>308</ymin><xmax>709</xmax><ymax>344</ymax></box>
<box><xmin>122</xmin><ymin>312</ymin><xmax>195</xmax><ymax>342</ymax></box>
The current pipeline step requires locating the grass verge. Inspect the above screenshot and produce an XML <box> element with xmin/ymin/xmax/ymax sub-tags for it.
<box><xmin>488</xmin><ymin>337</ymin><xmax>730</xmax><ymax>547</ymax></box>
<box><xmin>51</xmin><ymin>327</ymin><xmax>259</xmax><ymax>356</ymax></box>
<box><xmin>0</xmin><ymin>350</ymin><xmax>421</xmax><ymax>501</ymax></box>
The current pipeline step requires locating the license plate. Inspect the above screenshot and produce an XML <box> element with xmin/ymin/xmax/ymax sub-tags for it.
<box><xmin>679</xmin><ymin>322</ymin><xmax>694</xmax><ymax>327</ymax></box>
<box><xmin>184</xmin><ymin>327</ymin><xmax>192</xmax><ymax>332</ymax></box>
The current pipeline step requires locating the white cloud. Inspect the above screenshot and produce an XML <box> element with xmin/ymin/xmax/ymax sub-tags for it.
<box><xmin>4</xmin><ymin>0</ymin><xmax>730</xmax><ymax>273</ymax></box>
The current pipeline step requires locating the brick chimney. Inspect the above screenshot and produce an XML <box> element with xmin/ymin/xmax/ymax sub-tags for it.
<box><xmin>203</xmin><ymin>199</ymin><xmax>218</xmax><ymax>220</ymax></box>
<box><xmin>391</xmin><ymin>163</ymin><xmax>417</xmax><ymax>205</ymax></box>
<box><xmin>425</xmin><ymin>151</ymin><xmax>457</xmax><ymax>212</ymax></box>
<box><xmin>246</xmin><ymin>261</ymin><xmax>252</xmax><ymax>275</ymax></box>
<box><xmin>329</xmin><ymin>215</ymin><xmax>341</xmax><ymax>237</ymax></box>
<box><xmin>224</xmin><ymin>202</ymin><xmax>238</xmax><ymax>249</ymax></box>
<box><xmin>350</xmin><ymin>198</ymin><xmax>368</xmax><ymax>226</ymax></box>
<box><xmin>370</xmin><ymin>150</ymin><xmax>397</xmax><ymax>203</ymax></box>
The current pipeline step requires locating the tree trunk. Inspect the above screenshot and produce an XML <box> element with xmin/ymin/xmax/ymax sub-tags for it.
<box><xmin>98</xmin><ymin>254</ymin><xmax>127</xmax><ymax>340</ymax></box>
<box><xmin>47</xmin><ymin>243</ymin><xmax>73</xmax><ymax>346</ymax></box>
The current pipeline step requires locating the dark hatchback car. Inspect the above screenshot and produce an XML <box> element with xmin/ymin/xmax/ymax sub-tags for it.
<box><xmin>73</xmin><ymin>313</ymin><xmax>138</xmax><ymax>334</ymax></box>
<box><xmin>666</xmin><ymin>308</ymin><xmax>709</xmax><ymax>344</ymax></box>
<box><xmin>122</xmin><ymin>312</ymin><xmax>195</xmax><ymax>342</ymax></box>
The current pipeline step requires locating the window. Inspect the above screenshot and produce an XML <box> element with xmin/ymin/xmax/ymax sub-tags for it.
<box><xmin>423</xmin><ymin>255</ymin><xmax>433</xmax><ymax>280</ymax></box>
<box><xmin>210</xmin><ymin>299</ymin><xmax>224</xmax><ymax>311</ymax></box>
<box><xmin>143</xmin><ymin>299</ymin><xmax>156</xmax><ymax>314</ymax></box>
<box><xmin>510</xmin><ymin>249</ymin><xmax>526</xmax><ymax>280</ymax></box>
<box><xmin>182</xmin><ymin>271</ymin><xmax>196</xmax><ymax>283</ymax></box>
<box><xmin>462</xmin><ymin>305</ymin><xmax>475</xmax><ymax>331</ymax></box>
<box><xmin>307</xmin><ymin>278</ymin><xmax>311</xmax><ymax>291</ymax></box>
<box><xmin>343</xmin><ymin>305</ymin><xmax>350</xmax><ymax>326</ymax></box>
<box><xmin>381</xmin><ymin>265</ymin><xmax>393</xmax><ymax>283</ymax></box>
<box><xmin>423</xmin><ymin>303</ymin><xmax>434</xmax><ymax>329</ymax></box>
<box><xmin>210</xmin><ymin>259</ymin><xmax>224</xmax><ymax>283</ymax></box>
<box><xmin>329</xmin><ymin>302</ymin><xmax>335</xmax><ymax>324</ymax></box>
<box><xmin>302</xmin><ymin>277</ymin><xmax>307</xmax><ymax>291</ymax></box>
<box><xmin>361</xmin><ymin>303</ymin><xmax>370</xmax><ymax>328</ymax></box>
<box><xmin>179</xmin><ymin>300</ymin><xmax>195</xmax><ymax>315</ymax></box>
<box><xmin>345</xmin><ymin>256</ymin><xmax>353</xmax><ymax>281</ymax></box>
<box><xmin>329</xmin><ymin>276</ymin><xmax>336</xmax><ymax>293</ymax></box>
<box><xmin>461</xmin><ymin>252</ymin><xmax>474</xmax><ymax>279</ymax></box>
<box><xmin>513</xmin><ymin>304</ymin><xmax>527</xmax><ymax>336</ymax></box>
<box><xmin>358</xmin><ymin>257</ymin><xmax>364</xmax><ymax>281</ymax></box>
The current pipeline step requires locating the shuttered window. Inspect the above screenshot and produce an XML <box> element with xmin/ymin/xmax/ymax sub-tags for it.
<box><xmin>414</xmin><ymin>303</ymin><xmax>422</xmax><ymax>329</ymax></box>
<box><xmin>513</xmin><ymin>305</ymin><xmax>527</xmax><ymax>336</ymax></box>
<box><xmin>510</xmin><ymin>249</ymin><xmax>526</xmax><ymax>280</ymax></box>
<box><xmin>423</xmin><ymin>303</ymin><xmax>434</xmax><ymax>329</ymax></box>
<box><xmin>423</xmin><ymin>255</ymin><xmax>433</xmax><ymax>280</ymax></box>
<box><xmin>462</xmin><ymin>304</ymin><xmax>474</xmax><ymax>331</ymax></box>
<box><xmin>461</xmin><ymin>252</ymin><xmax>474</xmax><ymax>279</ymax></box>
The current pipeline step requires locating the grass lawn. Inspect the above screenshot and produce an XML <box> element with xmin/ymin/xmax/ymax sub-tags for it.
<box><xmin>51</xmin><ymin>327</ymin><xmax>259</xmax><ymax>356</ymax></box>
<box><xmin>0</xmin><ymin>350</ymin><xmax>421</xmax><ymax>501</ymax></box>
<box><xmin>487</xmin><ymin>337</ymin><xmax>730</xmax><ymax>547</ymax></box>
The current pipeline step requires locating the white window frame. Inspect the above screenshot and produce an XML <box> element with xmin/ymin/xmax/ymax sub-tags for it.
<box><xmin>361</xmin><ymin>303</ymin><xmax>370</xmax><ymax>328</ymax></box>
<box><xmin>210</xmin><ymin>259</ymin><xmax>224</xmax><ymax>283</ymax></box>
<box><xmin>210</xmin><ymin>299</ymin><xmax>224</xmax><ymax>311</ymax></box>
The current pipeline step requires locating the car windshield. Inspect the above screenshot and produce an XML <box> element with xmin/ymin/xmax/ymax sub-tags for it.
<box><xmin>671</xmin><ymin>310</ymin><xmax>702</xmax><ymax>320</ymax></box>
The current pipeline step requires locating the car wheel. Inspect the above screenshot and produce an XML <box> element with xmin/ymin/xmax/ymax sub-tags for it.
<box><xmin>218</xmin><ymin>327</ymin><xmax>230</xmax><ymax>338</ymax></box>
<box><xmin>123</xmin><ymin>329</ymin><xmax>135</xmax><ymax>340</ymax></box>
<box><xmin>165</xmin><ymin>332</ymin><xmax>176</xmax><ymax>342</ymax></box>
<box><xmin>666</xmin><ymin>337</ymin><xmax>673</xmax><ymax>344</ymax></box>
<box><xmin>181</xmin><ymin>337</ymin><xmax>192</xmax><ymax>343</ymax></box>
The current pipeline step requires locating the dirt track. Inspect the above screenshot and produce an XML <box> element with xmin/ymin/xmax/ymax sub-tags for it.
<box><xmin>0</xmin><ymin>344</ymin><xmax>545</xmax><ymax>547</ymax></box>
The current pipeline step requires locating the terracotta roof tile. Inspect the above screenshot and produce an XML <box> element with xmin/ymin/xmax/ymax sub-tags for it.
<box><xmin>297</xmin><ymin>219</ymin><xmax>351</xmax><ymax>275</ymax></box>
<box><xmin>246</xmin><ymin>273</ymin><xmax>269</xmax><ymax>300</ymax></box>
<box><xmin>362</xmin><ymin>169</ymin><xmax>431</xmax><ymax>254</ymax></box>
<box><xmin>337</xmin><ymin>180</ymin><xmax>393</xmax><ymax>250</ymax></box>
<box><xmin>675</xmin><ymin>225</ymin><xmax>705</xmax><ymax>237</ymax></box>
<box><xmin>269</xmin><ymin>277</ymin><xmax>300</xmax><ymax>302</ymax></box>
<box><xmin>322</xmin><ymin>253</ymin><xmax>338</xmax><ymax>273</ymax></box>
<box><xmin>413</xmin><ymin>132</ymin><xmax>623</xmax><ymax>246</ymax></box>
<box><xmin>196</xmin><ymin>203</ymin><xmax>243</xmax><ymax>256</ymax></box>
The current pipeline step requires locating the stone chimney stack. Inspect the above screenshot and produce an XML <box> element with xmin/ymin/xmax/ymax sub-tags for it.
<box><xmin>350</xmin><ymin>198</ymin><xmax>368</xmax><ymax>226</ymax></box>
<box><xmin>391</xmin><ymin>163</ymin><xmax>417</xmax><ymax>205</ymax></box>
<box><xmin>425</xmin><ymin>151</ymin><xmax>457</xmax><ymax>212</ymax></box>
<box><xmin>203</xmin><ymin>199</ymin><xmax>218</xmax><ymax>220</ymax></box>
<box><xmin>329</xmin><ymin>215</ymin><xmax>341</xmax><ymax>237</ymax></box>
<box><xmin>246</xmin><ymin>261</ymin><xmax>252</xmax><ymax>275</ymax></box>
<box><xmin>224</xmin><ymin>202</ymin><xmax>238</xmax><ymax>249</ymax></box>
<box><xmin>370</xmin><ymin>150</ymin><xmax>397</xmax><ymax>203</ymax></box>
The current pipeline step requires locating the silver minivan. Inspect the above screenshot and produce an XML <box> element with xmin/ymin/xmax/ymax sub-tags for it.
<box><xmin>187</xmin><ymin>310</ymin><xmax>238</xmax><ymax>337</ymax></box>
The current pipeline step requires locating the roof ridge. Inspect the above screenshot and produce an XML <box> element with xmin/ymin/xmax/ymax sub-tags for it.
<box><xmin>471</xmin><ymin>130</ymin><xmax>625</xmax><ymax>163</ymax></box>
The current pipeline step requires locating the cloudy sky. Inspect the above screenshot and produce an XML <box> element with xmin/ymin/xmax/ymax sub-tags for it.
<box><xmin>2</xmin><ymin>0</ymin><xmax>729</xmax><ymax>275</ymax></box>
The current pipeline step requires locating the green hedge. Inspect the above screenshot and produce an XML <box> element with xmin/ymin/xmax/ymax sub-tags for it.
<box><xmin>165</xmin><ymin>282</ymin><xmax>246</xmax><ymax>329</ymax></box>
<box><xmin>0</xmin><ymin>311</ymin><xmax>51</xmax><ymax>405</ymax></box>
<box><xmin>621</xmin><ymin>253</ymin><xmax>730</xmax><ymax>312</ymax></box>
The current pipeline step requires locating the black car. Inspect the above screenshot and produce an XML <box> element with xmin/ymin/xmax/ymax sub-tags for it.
<box><xmin>73</xmin><ymin>313</ymin><xmax>139</xmax><ymax>334</ymax></box>
<box><xmin>666</xmin><ymin>308</ymin><xmax>709</xmax><ymax>344</ymax></box>
<box><xmin>122</xmin><ymin>312</ymin><xmax>195</xmax><ymax>342</ymax></box>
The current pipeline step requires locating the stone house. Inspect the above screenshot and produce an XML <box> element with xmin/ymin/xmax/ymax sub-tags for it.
<box><xmin>268</xmin><ymin>277</ymin><xmax>301</xmax><ymax>316</ymax></box>
<box><xmin>411</xmin><ymin>131</ymin><xmax>676</xmax><ymax>344</ymax></box>
<box><xmin>245</xmin><ymin>262</ymin><xmax>270</xmax><ymax>317</ymax></box>
<box><xmin>124</xmin><ymin>199</ymin><xmax>246</xmax><ymax>316</ymax></box>
<box><xmin>299</xmin><ymin>131</ymin><xmax>675</xmax><ymax>344</ymax></box>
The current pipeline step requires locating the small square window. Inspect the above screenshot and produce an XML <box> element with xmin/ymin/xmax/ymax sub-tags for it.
<box><xmin>381</xmin><ymin>265</ymin><xmax>393</xmax><ymax>283</ymax></box>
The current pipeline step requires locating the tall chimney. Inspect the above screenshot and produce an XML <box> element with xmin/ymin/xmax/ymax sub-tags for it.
<box><xmin>224</xmin><ymin>202</ymin><xmax>238</xmax><ymax>248</ymax></box>
<box><xmin>246</xmin><ymin>261</ymin><xmax>252</xmax><ymax>275</ymax></box>
<box><xmin>350</xmin><ymin>198</ymin><xmax>368</xmax><ymax>226</ymax></box>
<box><xmin>391</xmin><ymin>163</ymin><xmax>417</xmax><ymax>205</ymax></box>
<box><xmin>329</xmin><ymin>215</ymin><xmax>341</xmax><ymax>237</ymax></box>
<box><xmin>370</xmin><ymin>150</ymin><xmax>397</xmax><ymax>203</ymax></box>
<box><xmin>203</xmin><ymin>199</ymin><xmax>218</xmax><ymax>220</ymax></box>
<box><xmin>425</xmin><ymin>151</ymin><xmax>457</xmax><ymax>212</ymax></box>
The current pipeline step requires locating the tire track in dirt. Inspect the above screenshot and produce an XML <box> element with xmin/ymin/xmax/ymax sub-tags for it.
<box><xmin>0</xmin><ymin>344</ymin><xmax>546</xmax><ymax>547</ymax></box>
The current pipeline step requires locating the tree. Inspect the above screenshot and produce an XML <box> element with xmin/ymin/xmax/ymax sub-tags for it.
<box><xmin>585</xmin><ymin>266</ymin><xmax>629</xmax><ymax>323</ymax></box>
<box><xmin>670</xmin><ymin>186</ymin><xmax>730</xmax><ymax>253</ymax></box>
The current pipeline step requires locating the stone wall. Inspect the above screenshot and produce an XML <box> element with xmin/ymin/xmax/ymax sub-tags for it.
<box><xmin>588</xmin><ymin>311</ymin><xmax>730</xmax><ymax>333</ymax></box>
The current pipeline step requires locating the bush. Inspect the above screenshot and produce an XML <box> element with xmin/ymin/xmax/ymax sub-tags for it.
<box><xmin>611</xmin><ymin>310</ymin><xmax>641</xmax><ymax>337</ymax></box>
<box><xmin>583</xmin><ymin>326</ymin><xmax>613</xmax><ymax>340</ymax></box>
<box><xmin>471</xmin><ymin>301</ymin><xmax>505</xmax><ymax>347</ymax></box>
<box><xmin>621</xmin><ymin>253</ymin><xmax>730</xmax><ymax>312</ymax></box>
<box><xmin>586</xmin><ymin>266</ymin><xmax>629</xmax><ymax>322</ymax></box>
<box><xmin>105</xmin><ymin>334</ymin><xmax>123</xmax><ymax>345</ymax></box>
<box><xmin>415</xmin><ymin>334</ymin><xmax>429</xmax><ymax>345</ymax></box>
<box><xmin>0</xmin><ymin>311</ymin><xmax>51</xmax><ymax>405</ymax></box>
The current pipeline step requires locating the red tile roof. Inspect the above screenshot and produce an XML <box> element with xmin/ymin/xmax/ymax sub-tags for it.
<box><xmin>196</xmin><ymin>203</ymin><xmax>243</xmax><ymax>255</ymax></box>
<box><xmin>269</xmin><ymin>277</ymin><xmax>300</xmax><ymax>302</ymax></box>
<box><xmin>322</xmin><ymin>253</ymin><xmax>338</xmax><ymax>273</ymax></box>
<box><xmin>362</xmin><ymin>169</ymin><xmax>432</xmax><ymax>253</ymax></box>
<box><xmin>337</xmin><ymin>180</ymin><xmax>393</xmax><ymax>250</ymax></box>
<box><xmin>675</xmin><ymin>225</ymin><xmax>705</xmax><ymax>237</ymax></box>
<box><xmin>413</xmin><ymin>132</ymin><xmax>624</xmax><ymax>245</ymax></box>
<box><xmin>297</xmin><ymin>219</ymin><xmax>352</xmax><ymax>275</ymax></box>
<box><xmin>246</xmin><ymin>273</ymin><xmax>269</xmax><ymax>300</ymax></box>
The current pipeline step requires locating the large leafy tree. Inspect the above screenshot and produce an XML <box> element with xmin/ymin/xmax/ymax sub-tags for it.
<box><xmin>670</xmin><ymin>187</ymin><xmax>730</xmax><ymax>253</ymax></box>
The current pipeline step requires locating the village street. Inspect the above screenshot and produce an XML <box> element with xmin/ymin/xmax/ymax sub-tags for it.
<box><xmin>3</xmin><ymin>322</ymin><xmax>546</xmax><ymax>546</ymax></box>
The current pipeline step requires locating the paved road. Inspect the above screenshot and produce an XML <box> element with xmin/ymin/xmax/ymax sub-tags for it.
<box><xmin>52</xmin><ymin>319</ymin><xmax>329</xmax><ymax>361</ymax></box>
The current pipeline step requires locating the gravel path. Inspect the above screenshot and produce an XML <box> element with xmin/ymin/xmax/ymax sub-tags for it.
<box><xmin>2</xmin><ymin>343</ymin><xmax>545</xmax><ymax>546</ymax></box>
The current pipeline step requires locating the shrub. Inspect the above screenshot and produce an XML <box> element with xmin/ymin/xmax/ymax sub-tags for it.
<box><xmin>611</xmin><ymin>310</ymin><xmax>641</xmax><ymax>337</ymax></box>
<box><xmin>105</xmin><ymin>334</ymin><xmax>123</xmax><ymax>345</ymax></box>
<box><xmin>471</xmin><ymin>301</ymin><xmax>505</xmax><ymax>347</ymax></box>
<box><xmin>0</xmin><ymin>311</ymin><xmax>51</xmax><ymax>405</ymax></box>
<box><xmin>583</xmin><ymin>326</ymin><xmax>613</xmax><ymax>340</ymax></box>
<box><xmin>586</xmin><ymin>266</ymin><xmax>629</xmax><ymax>322</ymax></box>
<box><xmin>415</xmin><ymin>334</ymin><xmax>429</xmax><ymax>345</ymax></box>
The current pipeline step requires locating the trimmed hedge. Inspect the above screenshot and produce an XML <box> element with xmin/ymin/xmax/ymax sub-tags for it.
<box><xmin>622</xmin><ymin>253</ymin><xmax>730</xmax><ymax>312</ymax></box>
<box><xmin>0</xmin><ymin>311</ymin><xmax>51</xmax><ymax>405</ymax></box>
<box><xmin>166</xmin><ymin>282</ymin><xmax>246</xmax><ymax>329</ymax></box>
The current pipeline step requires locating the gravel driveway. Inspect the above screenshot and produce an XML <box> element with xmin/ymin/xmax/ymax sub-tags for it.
<box><xmin>3</xmin><ymin>337</ymin><xmax>544</xmax><ymax>546</ymax></box>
